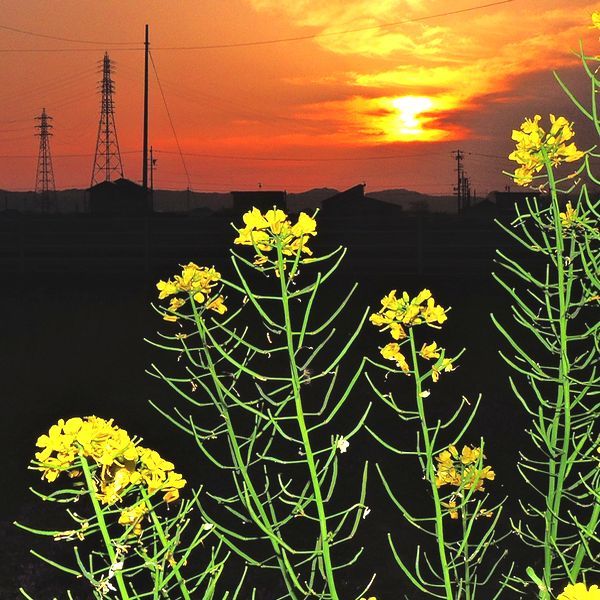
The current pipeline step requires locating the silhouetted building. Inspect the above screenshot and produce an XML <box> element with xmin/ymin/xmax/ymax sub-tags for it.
<box><xmin>487</xmin><ymin>190</ymin><xmax>545</xmax><ymax>215</ymax></box>
<box><xmin>89</xmin><ymin>178</ymin><xmax>152</xmax><ymax>215</ymax></box>
<box><xmin>231</xmin><ymin>190</ymin><xmax>287</xmax><ymax>214</ymax></box>
<box><xmin>322</xmin><ymin>184</ymin><xmax>403</xmax><ymax>217</ymax></box>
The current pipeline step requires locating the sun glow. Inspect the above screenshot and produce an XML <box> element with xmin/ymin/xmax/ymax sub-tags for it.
<box><xmin>387</xmin><ymin>95</ymin><xmax>440</xmax><ymax>141</ymax></box>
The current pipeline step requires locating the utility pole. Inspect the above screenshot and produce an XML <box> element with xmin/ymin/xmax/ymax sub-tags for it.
<box><xmin>91</xmin><ymin>52</ymin><xmax>124</xmax><ymax>186</ymax></box>
<box><xmin>142</xmin><ymin>24</ymin><xmax>149</xmax><ymax>191</ymax></box>
<box><xmin>35</xmin><ymin>108</ymin><xmax>56</xmax><ymax>211</ymax></box>
<box><xmin>149</xmin><ymin>145</ymin><xmax>156</xmax><ymax>191</ymax></box>
<box><xmin>452</xmin><ymin>149</ymin><xmax>463</xmax><ymax>213</ymax></box>
<box><xmin>452</xmin><ymin>149</ymin><xmax>472</xmax><ymax>213</ymax></box>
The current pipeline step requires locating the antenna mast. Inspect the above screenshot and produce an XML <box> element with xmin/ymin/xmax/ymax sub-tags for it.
<box><xmin>91</xmin><ymin>52</ymin><xmax>124</xmax><ymax>186</ymax></box>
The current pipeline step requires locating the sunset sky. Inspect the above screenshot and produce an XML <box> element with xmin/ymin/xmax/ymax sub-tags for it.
<box><xmin>0</xmin><ymin>0</ymin><xmax>598</xmax><ymax>195</ymax></box>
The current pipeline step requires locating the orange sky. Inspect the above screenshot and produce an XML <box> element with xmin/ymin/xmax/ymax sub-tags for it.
<box><xmin>0</xmin><ymin>0</ymin><xmax>598</xmax><ymax>195</ymax></box>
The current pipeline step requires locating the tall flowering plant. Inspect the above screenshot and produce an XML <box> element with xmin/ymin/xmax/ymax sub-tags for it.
<box><xmin>366</xmin><ymin>290</ymin><xmax>510</xmax><ymax>599</ymax></box>
<box><xmin>149</xmin><ymin>208</ymin><xmax>372</xmax><ymax>600</ymax></box>
<box><xmin>495</xmin><ymin>17</ymin><xmax>600</xmax><ymax>598</ymax></box>
<box><xmin>17</xmin><ymin>416</ymin><xmax>225</xmax><ymax>599</ymax></box>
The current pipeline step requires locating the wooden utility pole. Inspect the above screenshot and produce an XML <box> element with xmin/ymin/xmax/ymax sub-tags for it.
<box><xmin>142</xmin><ymin>24</ymin><xmax>149</xmax><ymax>190</ymax></box>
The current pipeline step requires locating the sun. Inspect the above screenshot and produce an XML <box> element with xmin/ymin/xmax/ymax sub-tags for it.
<box><xmin>364</xmin><ymin>95</ymin><xmax>452</xmax><ymax>142</ymax></box>
<box><xmin>385</xmin><ymin>96</ymin><xmax>439</xmax><ymax>142</ymax></box>
<box><xmin>391</xmin><ymin>96</ymin><xmax>434</xmax><ymax>137</ymax></box>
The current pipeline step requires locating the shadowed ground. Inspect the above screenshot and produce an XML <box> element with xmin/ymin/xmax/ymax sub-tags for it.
<box><xmin>1</xmin><ymin>215</ymin><xmax>541</xmax><ymax>599</ymax></box>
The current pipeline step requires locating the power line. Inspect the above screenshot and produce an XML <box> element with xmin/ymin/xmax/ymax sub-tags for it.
<box><xmin>0</xmin><ymin>150</ymin><xmax>140</xmax><ymax>159</ymax></box>
<box><xmin>154</xmin><ymin>0</ymin><xmax>516</xmax><ymax>50</ymax></box>
<box><xmin>466</xmin><ymin>151</ymin><xmax>507</xmax><ymax>160</ymax></box>
<box><xmin>0</xmin><ymin>117</ymin><xmax>38</xmax><ymax>125</ymax></box>
<box><xmin>0</xmin><ymin>23</ymin><xmax>137</xmax><ymax>45</ymax></box>
<box><xmin>0</xmin><ymin>1</ymin><xmax>515</xmax><ymax>53</ymax></box>
<box><xmin>0</xmin><ymin>46</ymin><xmax>142</xmax><ymax>53</ymax></box>
<box><xmin>0</xmin><ymin>65</ymin><xmax>95</xmax><ymax>105</ymax></box>
<box><xmin>149</xmin><ymin>51</ymin><xmax>191</xmax><ymax>189</ymax></box>
<box><xmin>155</xmin><ymin>149</ymin><xmax>447</xmax><ymax>162</ymax></box>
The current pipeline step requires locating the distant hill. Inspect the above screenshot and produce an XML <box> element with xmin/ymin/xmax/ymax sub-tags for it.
<box><xmin>287</xmin><ymin>188</ymin><xmax>338</xmax><ymax>212</ymax></box>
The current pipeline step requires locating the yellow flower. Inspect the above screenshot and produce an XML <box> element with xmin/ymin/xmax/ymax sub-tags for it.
<box><xmin>432</xmin><ymin>357</ymin><xmax>454</xmax><ymax>383</ymax></box>
<box><xmin>559</xmin><ymin>202</ymin><xmax>578</xmax><ymax>229</ymax></box>
<box><xmin>371</xmin><ymin>289</ymin><xmax>447</xmax><ymax>335</ymax></box>
<box><xmin>381</xmin><ymin>289</ymin><xmax>399</xmax><ymax>310</ymax></box>
<box><xmin>402</xmin><ymin>303</ymin><xmax>421</xmax><ymax>325</ymax></box>
<box><xmin>118</xmin><ymin>502</ymin><xmax>148</xmax><ymax>536</ymax></box>
<box><xmin>291</xmin><ymin>212</ymin><xmax>317</xmax><ymax>237</ymax></box>
<box><xmin>435</xmin><ymin>444</ymin><xmax>494</xmax><ymax>492</ymax></box>
<box><xmin>593</xmin><ymin>12</ymin><xmax>600</xmax><ymax>29</ymax></box>
<box><xmin>380</xmin><ymin>342</ymin><xmax>410</xmax><ymax>372</ymax></box>
<box><xmin>462</xmin><ymin>465</ymin><xmax>496</xmax><ymax>492</ymax></box>
<box><xmin>157</xmin><ymin>264</ymin><xmax>224</xmax><ymax>317</ymax></box>
<box><xmin>420</xmin><ymin>341</ymin><xmax>440</xmax><ymax>360</ymax></box>
<box><xmin>441</xmin><ymin>500</ymin><xmax>459</xmax><ymax>519</ymax></box>
<box><xmin>264</xmin><ymin>208</ymin><xmax>288</xmax><ymax>234</ymax></box>
<box><xmin>162</xmin><ymin>471</ymin><xmax>187</xmax><ymax>503</ymax></box>
<box><xmin>513</xmin><ymin>166</ymin><xmax>535</xmax><ymax>186</ymax></box>
<box><xmin>233</xmin><ymin>208</ymin><xmax>318</xmax><ymax>265</ymax></box>
<box><xmin>414</xmin><ymin>288</ymin><xmax>432</xmax><ymax>304</ymax></box>
<box><xmin>369</xmin><ymin>312</ymin><xmax>390</xmax><ymax>327</ymax></box>
<box><xmin>163</xmin><ymin>297</ymin><xmax>186</xmax><ymax>322</ymax></box>
<box><xmin>422</xmin><ymin>298</ymin><xmax>447</xmax><ymax>325</ymax></box>
<box><xmin>242</xmin><ymin>206</ymin><xmax>268</xmax><ymax>230</ymax></box>
<box><xmin>234</xmin><ymin>226</ymin><xmax>272</xmax><ymax>251</ymax></box>
<box><xmin>460</xmin><ymin>445</ymin><xmax>481</xmax><ymax>465</ymax></box>
<box><xmin>509</xmin><ymin>114</ymin><xmax>585</xmax><ymax>186</ymax></box>
<box><xmin>557</xmin><ymin>582</ymin><xmax>600</xmax><ymax>600</ymax></box>
<box><xmin>33</xmin><ymin>417</ymin><xmax>186</xmax><ymax>505</ymax></box>
<box><xmin>157</xmin><ymin>279</ymin><xmax>178</xmax><ymax>300</ymax></box>
<box><xmin>390</xmin><ymin>322</ymin><xmax>407</xmax><ymax>340</ymax></box>
<box><xmin>206</xmin><ymin>295</ymin><xmax>227</xmax><ymax>314</ymax></box>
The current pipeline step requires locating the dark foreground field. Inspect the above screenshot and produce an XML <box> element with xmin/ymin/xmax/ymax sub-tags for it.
<box><xmin>1</xmin><ymin>213</ymin><xmax>541</xmax><ymax>599</ymax></box>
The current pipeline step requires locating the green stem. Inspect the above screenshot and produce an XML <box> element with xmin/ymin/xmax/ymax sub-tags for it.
<box><xmin>571</xmin><ymin>496</ymin><xmax>600</xmax><ymax>578</ymax></box>
<box><xmin>191</xmin><ymin>300</ymin><xmax>302</xmax><ymax>600</ymax></box>
<box><xmin>461</xmin><ymin>473</ymin><xmax>471</xmax><ymax>600</ymax></box>
<box><xmin>141</xmin><ymin>489</ymin><xmax>192</xmax><ymax>600</ymax></box>
<box><xmin>408</xmin><ymin>330</ymin><xmax>454</xmax><ymax>600</ymax></box>
<box><xmin>277</xmin><ymin>252</ymin><xmax>340</xmax><ymax>600</ymax></box>
<box><xmin>540</xmin><ymin>152</ymin><xmax>573</xmax><ymax>599</ymax></box>
<box><xmin>79</xmin><ymin>456</ymin><xmax>130</xmax><ymax>600</ymax></box>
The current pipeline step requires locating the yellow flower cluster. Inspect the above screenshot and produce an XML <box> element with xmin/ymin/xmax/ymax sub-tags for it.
<box><xmin>157</xmin><ymin>263</ymin><xmax>226</xmax><ymax>321</ymax></box>
<box><xmin>233</xmin><ymin>207</ymin><xmax>317</xmax><ymax>265</ymax></box>
<box><xmin>370</xmin><ymin>289</ymin><xmax>450</xmax><ymax>376</ymax></box>
<box><xmin>35</xmin><ymin>417</ymin><xmax>186</xmax><ymax>534</ymax></box>
<box><xmin>559</xmin><ymin>201</ymin><xmax>582</xmax><ymax>230</ymax></box>
<box><xmin>558</xmin><ymin>583</ymin><xmax>600</xmax><ymax>600</ymax></box>
<box><xmin>118</xmin><ymin>502</ymin><xmax>148</xmax><ymax>536</ymax></box>
<box><xmin>509</xmin><ymin>114</ymin><xmax>585</xmax><ymax>186</ymax></box>
<box><xmin>370</xmin><ymin>289</ymin><xmax>447</xmax><ymax>333</ymax></box>
<box><xmin>593</xmin><ymin>12</ymin><xmax>600</xmax><ymax>29</ymax></box>
<box><xmin>435</xmin><ymin>444</ymin><xmax>495</xmax><ymax>492</ymax></box>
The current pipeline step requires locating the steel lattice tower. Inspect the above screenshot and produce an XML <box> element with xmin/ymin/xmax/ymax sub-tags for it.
<box><xmin>35</xmin><ymin>107</ymin><xmax>56</xmax><ymax>211</ymax></box>
<box><xmin>91</xmin><ymin>52</ymin><xmax>124</xmax><ymax>186</ymax></box>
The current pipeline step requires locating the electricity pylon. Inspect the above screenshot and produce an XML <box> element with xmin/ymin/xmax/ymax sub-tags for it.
<box><xmin>35</xmin><ymin>107</ymin><xmax>56</xmax><ymax>211</ymax></box>
<box><xmin>91</xmin><ymin>52</ymin><xmax>124</xmax><ymax>186</ymax></box>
